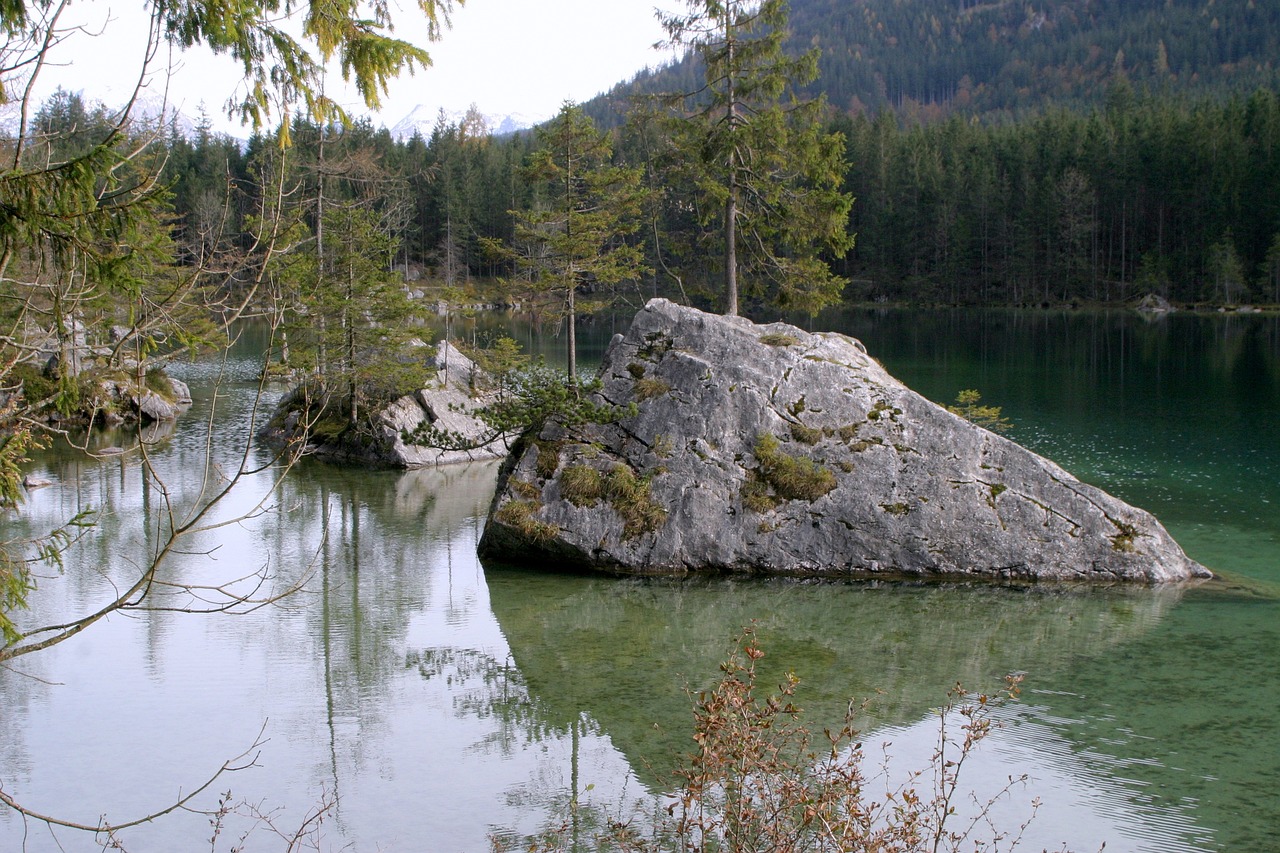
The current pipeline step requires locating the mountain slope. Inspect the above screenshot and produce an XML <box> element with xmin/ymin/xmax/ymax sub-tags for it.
<box><xmin>588</xmin><ymin>0</ymin><xmax>1280</xmax><ymax>123</ymax></box>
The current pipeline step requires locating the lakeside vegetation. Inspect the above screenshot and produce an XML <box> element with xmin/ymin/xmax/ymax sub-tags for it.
<box><xmin>37</xmin><ymin>81</ymin><xmax>1278</xmax><ymax>322</ymax></box>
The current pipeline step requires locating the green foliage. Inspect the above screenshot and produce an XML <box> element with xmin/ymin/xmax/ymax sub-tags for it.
<box><xmin>833</xmin><ymin>89</ymin><xmax>1280</xmax><ymax>306</ymax></box>
<box><xmin>0</xmin><ymin>509</ymin><xmax>95</xmax><ymax>646</ymax></box>
<box><xmin>750</xmin><ymin>433</ymin><xmax>837</xmax><ymax>505</ymax></box>
<box><xmin>466</xmin><ymin>336</ymin><xmax>529</xmax><ymax>387</ymax></box>
<box><xmin>286</xmin><ymin>205</ymin><xmax>431</xmax><ymax>428</ymax></box>
<box><xmin>0</xmin><ymin>429</ymin><xmax>43</xmax><ymax>509</ymax></box>
<box><xmin>1</xmin><ymin>0</ymin><xmax>463</xmax><ymax>132</ymax></box>
<box><xmin>507</xmin><ymin>104</ymin><xmax>649</xmax><ymax>382</ymax></box>
<box><xmin>759</xmin><ymin>332</ymin><xmax>799</xmax><ymax>347</ymax></box>
<box><xmin>403</xmin><ymin>356</ymin><xmax>637</xmax><ymax>453</ymax></box>
<box><xmin>657</xmin><ymin>0</ymin><xmax>853</xmax><ymax>316</ymax></box>
<box><xmin>9</xmin><ymin>364</ymin><xmax>58</xmax><ymax>411</ymax></box>
<box><xmin>0</xmin><ymin>0</ymin><xmax>464</xmax><ymax>677</ymax></box>
<box><xmin>947</xmin><ymin>390</ymin><xmax>1012</xmax><ymax>434</ymax></box>
<box><xmin>602</xmin><ymin>0</ymin><xmax>1280</xmax><ymax>130</ymax></box>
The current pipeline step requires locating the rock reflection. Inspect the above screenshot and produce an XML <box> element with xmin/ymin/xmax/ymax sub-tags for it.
<box><xmin>484</xmin><ymin>566</ymin><xmax>1185</xmax><ymax>786</ymax></box>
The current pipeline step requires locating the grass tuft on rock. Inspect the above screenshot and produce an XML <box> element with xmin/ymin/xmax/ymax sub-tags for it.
<box><xmin>559</xmin><ymin>462</ymin><xmax>666</xmax><ymax>538</ymax></box>
<box><xmin>534</xmin><ymin>440</ymin><xmax>562</xmax><ymax>480</ymax></box>
<box><xmin>603</xmin><ymin>464</ymin><xmax>666</xmax><ymax>538</ymax></box>
<box><xmin>560</xmin><ymin>464</ymin><xmax>605</xmax><ymax>506</ymax></box>
<box><xmin>789</xmin><ymin>422</ymin><xmax>823</xmax><ymax>445</ymax></box>
<box><xmin>753</xmin><ymin>433</ymin><xmax>837</xmax><ymax>503</ymax></box>
<box><xmin>495</xmin><ymin>500</ymin><xmax>558</xmax><ymax>543</ymax></box>
<box><xmin>634</xmin><ymin>377</ymin><xmax>672</xmax><ymax>402</ymax></box>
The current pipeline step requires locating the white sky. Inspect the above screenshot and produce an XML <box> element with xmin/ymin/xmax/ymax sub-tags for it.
<box><xmin>29</xmin><ymin>0</ymin><xmax>679</xmax><ymax>135</ymax></box>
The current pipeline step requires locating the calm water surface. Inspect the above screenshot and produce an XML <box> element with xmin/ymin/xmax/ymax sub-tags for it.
<box><xmin>0</xmin><ymin>309</ymin><xmax>1276</xmax><ymax>852</ymax></box>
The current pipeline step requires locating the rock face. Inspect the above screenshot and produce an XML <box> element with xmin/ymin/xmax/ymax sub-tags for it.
<box><xmin>375</xmin><ymin>342</ymin><xmax>512</xmax><ymax>467</ymax></box>
<box><xmin>272</xmin><ymin>341</ymin><xmax>512</xmax><ymax>468</ymax></box>
<box><xmin>95</xmin><ymin>374</ymin><xmax>192</xmax><ymax>423</ymax></box>
<box><xmin>479</xmin><ymin>299</ymin><xmax>1210</xmax><ymax>583</ymax></box>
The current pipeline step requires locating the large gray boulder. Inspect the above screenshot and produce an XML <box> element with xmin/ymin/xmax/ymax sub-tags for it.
<box><xmin>479</xmin><ymin>299</ymin><xmax>1210</xmax><ymax>583</ymax></box>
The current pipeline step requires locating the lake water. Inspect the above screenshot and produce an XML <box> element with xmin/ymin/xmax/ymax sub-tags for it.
<box><xmin>1</xmin><ymin>309</ymin><xmax>1276</xmax><ymax>852</ymax></box>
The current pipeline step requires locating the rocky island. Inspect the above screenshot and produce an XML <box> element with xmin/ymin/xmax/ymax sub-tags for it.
<box><xmin>479</xmin><ymin>299</ymin><xmax>1211</xmax><ymax>583</ymax></box>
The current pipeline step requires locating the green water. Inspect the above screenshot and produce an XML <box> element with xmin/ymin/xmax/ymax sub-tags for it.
<box><xmin>0</xmin><ymin>309</ymin><xmax>1276</xmax><ymax>852</ymax></box>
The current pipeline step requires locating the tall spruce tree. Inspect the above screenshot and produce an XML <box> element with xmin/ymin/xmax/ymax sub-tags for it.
<box><xmin>658</xmin><ymin>0</ymin><xmax>853</xmax><ymax>316</ymax></box>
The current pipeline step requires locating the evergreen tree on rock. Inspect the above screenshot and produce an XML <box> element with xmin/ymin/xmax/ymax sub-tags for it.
<box><xmin>658</xmin><ymin>0</ymin><xmax>853</xmax><ymax>316</ymax></box>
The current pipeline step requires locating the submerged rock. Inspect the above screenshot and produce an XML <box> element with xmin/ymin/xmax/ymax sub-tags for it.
<box><xmin>479</xmin><ymin>299</ymin><xmax>1210</xmax><ymax>583</ymax></box>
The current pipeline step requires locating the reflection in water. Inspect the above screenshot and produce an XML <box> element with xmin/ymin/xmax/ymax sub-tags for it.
<box><xmin>2</xmin><ymin>312</ymin><xmax>1277</xmax><ymax>852</ymax></box>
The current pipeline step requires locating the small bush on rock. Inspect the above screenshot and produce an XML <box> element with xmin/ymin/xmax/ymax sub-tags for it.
<box><xmin>754</xmin><ymin>434</ymin><xmax>837</xmax><ymax>502</ymax></box>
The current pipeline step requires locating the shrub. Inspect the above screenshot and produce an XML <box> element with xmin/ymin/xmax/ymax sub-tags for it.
<box><xmin>754</xmin><ymin>434</ymin><xmax>837</xmax><ymax>502</ymax></box>
<box><xmin>143</xmin><ymin>366</ymin><xmax>174</xmax><ymax>398</ymax></box>
<box><xmin>11</xmin><ymin>362</ymin><xmax>58</xmax><ymax>406</ymax></box>
<box><xmin>948</xmin><ymin>390</ymin><xmax>1012</xmax><ymax>433</ymax></box>
<box><xmin>501</xmin><ymin>629</ymin><xmax>1037</xmax><ymax>853</ymax></box>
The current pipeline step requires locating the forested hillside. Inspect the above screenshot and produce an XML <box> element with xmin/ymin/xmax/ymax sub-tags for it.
<box><xmin>9</xmin><ymin>0</ymin><xmax>1280</xmax><ymax>382</ymax></box>
<box><xmin>594</xmin><ymin>0</ymin><xmax>1280</xmax><ymax>123</ymax></box>
<box><xmin>835</xmin><ymin>87</ymin><xmax>1280</xmax><ymax>305</ymax></box>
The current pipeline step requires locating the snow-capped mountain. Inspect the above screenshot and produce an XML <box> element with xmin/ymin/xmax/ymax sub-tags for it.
<box><xmin>388</xmin><ymin>104</ymin><xmax>545</xmax><ymax>141</ymax></box>
<box><xmin>0</xmin><ymin>91</ymin><xmax>211</xmax><ymax>141</ymax></box>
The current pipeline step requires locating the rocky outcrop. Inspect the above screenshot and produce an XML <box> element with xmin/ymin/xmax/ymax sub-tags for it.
<box><xmin>375</xmin><ymin>342</ymin><xmax>513</xmax><ymax>467</ymax></box>
<box><xmin>93</xmin><ymin>374</ymin><xmax>192</xmax><ymax>424</ymax></box>
<box><xmin>479</xmin><ymin>299</ymin><xmax>1210</xmax><ymax>583</ymax></box>
<box><xmin>270</xmin><ymin>341</ymin><xmax>513</xmax><ymax>468</ymax></box>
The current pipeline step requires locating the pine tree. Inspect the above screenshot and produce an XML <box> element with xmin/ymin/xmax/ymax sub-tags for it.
<box><xmin>292</xmin><ymin>205</ymin><xmax>429</xmax><ymax>428</ymax></box>
<box><xmin>658</xmin><ymin>0</ymin><xmax>853</xmax><ymax>316</ymax></box>
<box><xmin>510</xmin><ymin>104</ymin><xmax>647</xmax><ymax>383</ymax></box>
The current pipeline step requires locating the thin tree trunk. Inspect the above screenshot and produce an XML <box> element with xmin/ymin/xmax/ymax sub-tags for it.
<box><xmin>725</xmin><ymin>16</ymin><xmax>739</xmax><ymax>317</ymax></box>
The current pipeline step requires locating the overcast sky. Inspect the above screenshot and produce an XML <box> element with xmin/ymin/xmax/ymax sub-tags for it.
<box><xmin>34</xmin><ymin>0</ymin><xmax>678</xmax><ymax>135</ymax></box>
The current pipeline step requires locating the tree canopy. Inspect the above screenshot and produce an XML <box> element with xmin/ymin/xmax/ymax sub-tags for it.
<box><xmin>657</xmin><ymin>0</ymin><xmax>854</xmax><ymax>316</ymax></box>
